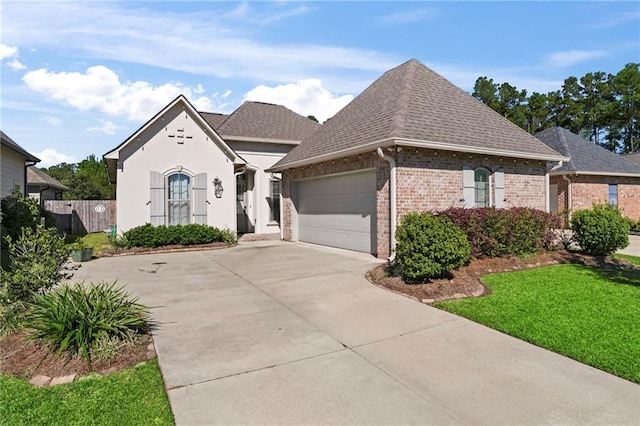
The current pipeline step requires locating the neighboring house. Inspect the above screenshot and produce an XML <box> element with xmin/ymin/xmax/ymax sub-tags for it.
<box><xmin>27</xmin><ymin>166</ymin><xmax>68</xmax><ymax>203</ymax></box>
<box><xmin>268</xmin><ymin>59</ymin><xmax>568</xmax><ymax>258</ymax></box>
<box><xmin>535</xmin><ymin>127</ymin><xmax>640</xmax><ymax>220</ymax></box>
<box><xmin>0</xmin><ymin>131</ymin><xmax>40</xmax><ymax>198</ymax></box>
<box><xmin>104</xmin><ymin>95</ymin><xmax>319</xmax><ymax>235</ymax></box>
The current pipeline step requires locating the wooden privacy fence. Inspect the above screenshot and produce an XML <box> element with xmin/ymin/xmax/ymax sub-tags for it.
<box><xmin>45</xmin><ymin>200</ymin><xmax>116</xmax><ymax>235</ymax></box>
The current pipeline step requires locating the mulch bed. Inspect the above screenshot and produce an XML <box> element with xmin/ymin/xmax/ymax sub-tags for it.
<box><xmin>0</xmin><ymin>332</ymin><xmax>153</xmax><ymax>381</ymax></box>
<box><xmin>366</xmin><ymin>250</ymin><xmax>637</xmax><ymax>304</ymax></box>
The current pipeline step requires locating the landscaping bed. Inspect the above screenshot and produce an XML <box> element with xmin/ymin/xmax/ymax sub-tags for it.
<box><xmin>367</xmin><ymin>250</ymin><xmax>638</xmax><ymax>303</ymax></box>
<box><xmin>0</xmin><ymin>331</ymin><xmax>154</xmax><ymax>382</ymax></box>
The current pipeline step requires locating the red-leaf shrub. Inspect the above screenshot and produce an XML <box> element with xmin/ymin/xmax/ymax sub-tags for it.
<box><xmin>437</xmin><ymin>207</ymin><xmax>561</xmax><ymax>258</ymax></box>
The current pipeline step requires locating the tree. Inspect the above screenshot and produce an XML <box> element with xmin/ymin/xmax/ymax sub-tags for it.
<box><xmin>307</xmin><ymin>115</ymin><xmax>319</xmax><ymax>123</ymax></box>
<box><xmin>610</xmin><ymin>63</ymin><xmax>640</xmax><ymax>153</ymax></box>
<box><xmin>42</xmin><ymin>155</ymin><xmax>114</xmax><ymax>200</ymax></box>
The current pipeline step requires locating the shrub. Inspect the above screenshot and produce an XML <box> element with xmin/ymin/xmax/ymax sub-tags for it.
<box><xmin>0</xmin><ymin>192</ymin><xmax>52</xmax><ymax>243</ymax></box>
<box><xmin>394</xmin><ymin>212</ymin><xmax>471</xmax><ymax>282</ymax></box>
<box><xmin>123</xmin><ymin>223</ymin><xmax>236</xmax><ymax>248</ymax></box>
<box><xmin>24</xmin><ymin>282</ymin><xmax>151</xmax><ymax>369</ymax></box>
<box><xmin>439</xmin><ymin>207</ymin><xmax>561</xmax><ymax>258</ymax></box>
<box><xmin>571</xmin><ymin>204</ymin><xmax>630</xmax><ymax>256</ymax></box>
<box><xmin>0</xmin><ymin>226</ymin><xmax>69</xmax><ymax>303</ymax></box>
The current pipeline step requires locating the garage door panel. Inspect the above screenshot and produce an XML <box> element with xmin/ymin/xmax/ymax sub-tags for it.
<box><xmin>297</xmin><ymin>171</ymin><xmax>376</xmax><ymax>254</ymax></box>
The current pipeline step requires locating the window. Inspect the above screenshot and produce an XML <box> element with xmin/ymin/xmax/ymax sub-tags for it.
<box><xmin>269</xmin><ymin>180</ymin><xmax>281</xmax><ymax>223</ymax></box>
<box><xmin>474</xmin><ymin>168</ymin><xmax>490</xmax><ymax>207</ymax></box>
<box><xmin>608</xmin><ymin>184</ymin><xmax>618</xmax><ymax>207</ymax></box>
<box><xmin>167</xmin><ymin>173</ymin><xmax>191</xmax><ymax>225</ymax></box>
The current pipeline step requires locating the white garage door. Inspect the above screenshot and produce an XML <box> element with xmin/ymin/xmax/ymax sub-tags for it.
<box><xmin>297</xmin><ymin>170</ymin><xmax>377</xmax><ymax>254</ymax></box>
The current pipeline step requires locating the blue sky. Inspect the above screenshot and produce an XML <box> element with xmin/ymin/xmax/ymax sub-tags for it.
<box><xmin>1</xmin><ymin>1</ymin><xmax>638</xmax><ymax>167</ymax></box>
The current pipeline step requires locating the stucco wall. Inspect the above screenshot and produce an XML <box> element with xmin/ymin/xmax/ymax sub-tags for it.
<box><xmin>1</xmin><ymin>147</ymin><xmax>26</xmax><ymax>197</ymax></box>
<box><xmin>228</xmin><ymin>141</ymin><xmax>293</xmax><ymax>234</ymax></box>
<box><xmin>282</xmin><ymin>148</ymin><xmax>549</xmax><ymax>258</ymax></box>
<box><xmin>115</xmin><ymin>103</ymin><xmax>235</xmax><ymax>233</ymax></box>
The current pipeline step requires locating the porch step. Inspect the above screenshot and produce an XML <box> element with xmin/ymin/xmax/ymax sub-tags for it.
<box><xmin>237</xmin><ymin>233</ymin><xmax>282</xmax><ymax>243</ymax></box>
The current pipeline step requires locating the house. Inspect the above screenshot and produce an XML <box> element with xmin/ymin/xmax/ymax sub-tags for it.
<box><xmin>1</xmin><ymin>131</ymin><xmax>40</xmax><ymax>198</ymax></box>
<box><xmin>27</xmin><ymin>166</ymin><xmax>68</xmax><ymax>204</ymax></box>
<box><xmin>535</xmin><ymin>127</ymin><xmax>640</xmax><ymax>220</ymax></box>
<box><xmin>268</xmin><ymin>59</ymin><xmax>568</xmax><ymax>258</ymax></box>
<box><xmin>104</xmin><ymin>95</ymin><xmax>319</xmax><ymax>235</ymax></box>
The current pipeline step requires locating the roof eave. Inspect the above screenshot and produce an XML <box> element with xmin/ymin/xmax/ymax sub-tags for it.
<box><xmin>551</xmin><ymin>170</ymin><xmax>640</xmax><ymax>178</ymax></box>
<box><xmin>223</xmin><ymin>135</ymin><xmax>302</xmax><ymax>145</ymax></box>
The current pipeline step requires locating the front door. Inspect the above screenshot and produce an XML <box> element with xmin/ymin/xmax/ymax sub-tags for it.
<box><xmin>236</xmin><ymin>174</ymin><xmax>248</xmax><ymax>233</ymax></box>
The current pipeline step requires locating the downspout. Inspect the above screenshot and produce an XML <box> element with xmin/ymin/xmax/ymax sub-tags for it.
<box><xmin>39</xmin><ymin>185</ymin><xmax>51</xmax><ymax>207</ymax></box>
<box><xmin>377</xmin><ymin>148</ymin><xmax>396</xmax><ymax>260</ymax></box>
<box><xmin>271</xmin><ymin>172</ymin><xmax>284</xmax><ymax>241</ymax></box>
<box><xmin>546</xmin><ymin>161</ymin><xmax>563</xmax><ymax>212</ymax></box>
<box><xmin>24</xmin><ymin>161</ymin><xmax>38</xmax><ymax>196</ymax></box>
<box><xmin>562</xmin><ymin>175</ymin><xmax>572</xmax><ymax>220</ymax></box>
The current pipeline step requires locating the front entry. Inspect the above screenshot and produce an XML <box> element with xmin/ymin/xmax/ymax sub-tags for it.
<box><xmin>236</xmin><ymin>172</ymin><xmax>255</xmax><ymax>234</ymax></box>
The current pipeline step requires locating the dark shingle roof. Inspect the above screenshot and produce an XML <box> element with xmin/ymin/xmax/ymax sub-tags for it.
<box><xmin>271</xmin><ymin>59</ymin><xmax>563</xmax><ymax>170</ymax></box>
<box><xmin>215</xmin><ymin>101</ymin><xmax>320</xmax><ymax>141</ymax></box>
<box><xmin>27</xmin><ymin>167</ymin><xmax>68</xmax><ymax>190</ymax></box>
<box><xmin>623</xmin><ymin>152</ymin><xmax>640</xmax><ymax>165</ymax></box>
<box><xmin>1</xmin><ymin>131</ymin><xmax>40</xmax><ymax>163</ymax></box>
<box><xmin>200</xmin><ymin>112</ymin><xmax>230</xmax><ymax>130</ymax></box>
<box><xmin>535</xmin><ymin>127</ymin><xmax>640</xmax><ymax>176</ymax></box>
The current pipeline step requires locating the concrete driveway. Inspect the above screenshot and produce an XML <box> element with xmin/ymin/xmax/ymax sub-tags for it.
<box><xmin>74</xmin><ymin>241</ymin><xmax>639</xmax><ymax>425</ymax></box>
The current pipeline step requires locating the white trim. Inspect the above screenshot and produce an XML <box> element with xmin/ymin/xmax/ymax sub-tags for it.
<box><xmin>551</xmin><ymin>170</ymin><xmax>640</xmax><ymax>178</ymax></box>
<box><xmin>269</xmin><ymin>137</ymin><xmax>569</xmax><ymax>171</ymax></box>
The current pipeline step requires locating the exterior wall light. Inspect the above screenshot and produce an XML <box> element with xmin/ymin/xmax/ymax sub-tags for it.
<box><xmin>213</xmin><ymin>178</ymin><xmax>223</xmax><ymax>198</ymax></box>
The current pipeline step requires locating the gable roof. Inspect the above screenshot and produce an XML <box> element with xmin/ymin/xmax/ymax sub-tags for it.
<box><xmin>103</xmin><ymin>95</ymin><xmax>243</xmax><ymax>183</ymax></box>
<box><xmin>535</xmin><ymin>127</ymin><xmax>640</xmax><ymax>177</ymax></box>
<box><xmin>1</xmin><ymin>131</ymin><xmax>40</xmax><ymax>163</ymax></box>
<box><xmin>270</xmin><ymin>59</ymin><xmax>566</xmax><ymax>171</ymax></box>
<box><xmin>27</xmin><ymin>166</ymin><xmax>68</xmax><ymax>190</ymax></box>
<box><xmin>214</xmin><ymin>101</ymin><xmax>320</xmax><ymax>144</ymax></box>
<box><xmin>623</xmin><ymin>152</ymin><xmax>640</xmax><ymax>165</ymax></box>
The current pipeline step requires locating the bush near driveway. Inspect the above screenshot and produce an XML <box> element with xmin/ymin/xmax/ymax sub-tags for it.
<box><xmin>123</xmin><ymin>223</ymin><xmax>236</xmax><ymax>248</ymax></box>
<box><xmin>0</xmin><ymin>192</ymin><xmax>53</xmax><ymax>244</ymax></box>
<box><xmin>394</xmin><ymin>212</ymin><xmax>471</xmax><ymax>282</ymax></box>
<box><xmin>438</xmin><ymin>207</ymin><xmax>561</xmax><ymax>258</ymax></box>
<box><xmin>571</xmin><ymin>204</ymin><xmax>629</xmax><ymax>256</ymax></box>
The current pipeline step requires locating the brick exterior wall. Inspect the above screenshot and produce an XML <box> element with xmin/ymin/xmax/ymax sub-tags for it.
<box><xmin>281</xmin><ymin>148</ymin><xmax>548</xmax><ymax>259</ymax></box>
<box><xmin>551</xmin><ymin>174</ymin><xmax>640</xmax><ymax>220</ymax></box>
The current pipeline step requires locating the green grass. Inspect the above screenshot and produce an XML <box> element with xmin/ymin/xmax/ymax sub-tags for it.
<box><xmin>616</xmin><ymin>253</ymin><xmax>640</xmax><ymax>267</ymax></box>
<box><xmin>436</xmin><ymin>263</ymin><xmax>640</xmax><ymax>383</ymax></box>
<box><xmin>65</xmin><ymin>232</ymin><xmax>112</xmax><ymax>256</ymax></box>
<box><xmin>0</xmin><ymin>359</ymin><xmax>174</xmax><ymax>426</ymax></box>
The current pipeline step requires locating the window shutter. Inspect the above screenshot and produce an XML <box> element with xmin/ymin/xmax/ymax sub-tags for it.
<box><xmin>193</xmin><ymin>173</ymin><xmax>208</xmax><ymax>225</ymax></box>
<box><xmin>150</xmin><ymin>171</ymin><xmax>165</xmax><ymax>226</ymax></box>
<box><xmin>494</xmin><ymin>168</ymin><xmax>505</xmax><ymax>208</ymax></box>
<box><xmin>462</xmin><ymin>166</ymin><xmax>475</xmax><ymax>208</ymax></box>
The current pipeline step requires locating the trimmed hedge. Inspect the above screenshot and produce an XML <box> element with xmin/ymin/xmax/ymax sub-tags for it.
<box><xmin>571</xmin><ymin>204</ymin><xmax>629</xmax><ymax>256</ymax></box>
<box><xmin>438</xmin><ymin>207</ymin><xmax>561</xmax><ymax>258</ymax></box>
<box><xmin>395</xmin><ymin>212</ymin><xmax>471</xmax><ymax>282</ymax></box>
<box><xmin>123</xmin><ymin>223</ymin><xmax>236</xmax><ymax>249</ymax></box>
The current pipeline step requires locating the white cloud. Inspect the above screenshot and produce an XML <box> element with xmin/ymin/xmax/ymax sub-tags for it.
<box><xmin>34</xmin><ymin>148</ymin><xmax>77</xmax><ymax>168</ymax></box>
<box><xmin>377</xmin><ymin>8</ymin><xmax>439</xmax><ymax>25</ymax></box>
<box><xmin>244</xmin><ymin>79</ymin><xmax>353</xmax><ymax>122</ymax></box>
<box><xmin>7</xmin><ymin>59</ymin><xmax>26</xmax><ymax>70</ymax></box>
<box><xmin>546</xmin><ymin>50</ymin><xmax>608</xmax><ymax>68</ymax></box>
<box><xmin>22</xmin><ymin>65</ymin><xmax>223</xmax><ymax>121</ymax></box>
<box><xmin>1</xmin><ymin>2</ymin><xmax>396</xmax><ymax>85</ymax></box>
<box><xmin>591</xmin><ymin>11</ymin><xmax>640</xmax><ymax>29</ymax></box>
<box><xmin>42</xmin><ymin>115</ymin><xmax>62</xmax><ymax>126</ymax></box>
<box><xmin>87</xmin><ymin>120</ymin><xmax>117</xmax><ymax>135</ymax></box>
<box><xmin>0</xmin><ymin>44</ymin><xmax>19</xmax><ymax>61</ymax></box>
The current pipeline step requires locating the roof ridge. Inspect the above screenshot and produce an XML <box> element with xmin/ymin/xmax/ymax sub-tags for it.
<box><xmin>389</xmin><ymin>59</ymin><xmax>417</xmax><ymax>138</ymax></box>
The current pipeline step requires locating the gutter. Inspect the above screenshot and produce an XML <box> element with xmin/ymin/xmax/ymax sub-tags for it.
<box><xmin>546</xmin><ymin>161</ymin><xmax>563</xmax><ymax>212</ymax></box>
<box><xmin>563</xmin><ymin>175</ymin><xmax>572</xmax><ymax>220</ymax></box>
<box><xmin>377</xmin><ymin>147</ymin><xmax>396</xmax><ymax>261</ymax></box>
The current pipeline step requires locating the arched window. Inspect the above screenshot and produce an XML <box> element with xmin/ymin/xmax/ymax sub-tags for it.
<box><xmin>474</xmin><ymin>168</ymin><xmax>490</xmax><ymax>208</ymax></box>
<box><xmin>167</xmin><ymin>173</ymin><xmax>191</xmax><ymax>225</ymax></box>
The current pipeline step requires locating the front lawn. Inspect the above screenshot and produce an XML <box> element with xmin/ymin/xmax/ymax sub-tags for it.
<box><xmin>0</xmin><ymin>360</ymin><xmax>174</xmax><ymax>426</ymax></box>
<box><xmin>436</xmin><ymin>261</ymin><xmax>640</xmax><ymax>383</ymax></box>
